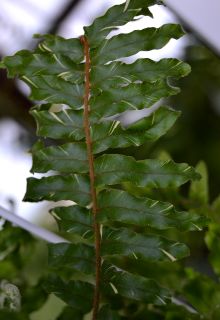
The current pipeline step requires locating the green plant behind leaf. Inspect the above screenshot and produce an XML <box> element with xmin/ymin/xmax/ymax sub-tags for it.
<box><xmin>189</xmin><ymin>161</ymin><xmax>209</xmax><ymax>205</ymax></box>
<box><xmin>0</xmin><ymin>0</ymin><xmax>205</xmax><ymax>318</ymax></box>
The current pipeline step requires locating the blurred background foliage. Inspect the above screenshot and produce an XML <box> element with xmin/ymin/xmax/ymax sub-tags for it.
<box><xmin>0</xmin><ymin>0</ymin><xmax>220</xmax><ymax>318</ymax></box>
<box><xmin>136</xmin><ymin>43</ymin><xmax>220</xmax><ymax>201</ymax></box>
<box><xmin>168</xmin><ymin>44</ymin><xmax>220</xmax><ymax>201</ymax></box>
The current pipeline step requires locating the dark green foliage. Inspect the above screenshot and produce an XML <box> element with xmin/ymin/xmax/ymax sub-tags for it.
<box><xmin>0</xmin><ymin>0</ymin><xmax>207</xmax><ymax>318</ymax></box>
<box><xmin>57</xmin><ymin>306</ymin><xmax>83</xmax><ymax>320</ymax></box>
<box><xmin>102</xmin><ymin>263</ymin><xmax>171</xmax><ymax>305</ymax></box>
<box><xmin>45</xmin><ymin>275</ymin><xmax>94</xmax><ymax>312</ymax></box>
<box><xmin>163</xmin><ymin>45</ymin><xmax>220</xmax><ymax>200</ymax></box>
<box><xmin>97</xmin><ymin>189</ymin><xmax>206</xmax><ymax>231</ymax></box>
<box><xmin>0</xmin><ymin>223</ymin><xmax>48</xmax><ymax>317</ymax></box>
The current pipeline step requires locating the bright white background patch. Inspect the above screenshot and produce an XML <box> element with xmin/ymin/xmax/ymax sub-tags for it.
<box><xmin>165</xmin><ymin>0</ymin><xmax>220</xmax><ymax>55</ymax></box>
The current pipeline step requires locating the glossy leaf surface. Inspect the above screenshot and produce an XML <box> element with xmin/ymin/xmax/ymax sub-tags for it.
<box><xmin>45</xmin><ymin>275</ymin><xmax>93</xmax><ymax>312</ymax></box>
<box><xmin>102</xmin><ymin>228</ymin><xmax>189</xmax><ymax>262</ymax></box>
<box><xmin>97</xmin><ymin>189</ymin><xmax>206</xmax><ymax>231</ymax></box>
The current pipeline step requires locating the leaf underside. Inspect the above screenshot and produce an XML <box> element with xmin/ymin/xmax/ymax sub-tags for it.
<box><xmin>1</xmin><ymin>0</ymin><xmax>206</xmax><ymax>317</ymax></box>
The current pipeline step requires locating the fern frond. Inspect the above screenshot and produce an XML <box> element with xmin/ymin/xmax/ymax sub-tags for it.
<box><xmin>1</xmin><ymin>0</ymin><xmax>206</xmax><ymax>318</ymax></box>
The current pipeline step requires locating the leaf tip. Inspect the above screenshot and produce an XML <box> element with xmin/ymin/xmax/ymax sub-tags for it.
<box><xmin>123</xmin><ymin>0</ymin><xmax>131</xmax><ymax>12</ymax></box>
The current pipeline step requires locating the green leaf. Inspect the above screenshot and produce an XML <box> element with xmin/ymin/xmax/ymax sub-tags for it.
<box><xmin>90</xmin><ymin>80</ymin><xmax>179</xmax><ymax>118</ymax></box>
<box><xmin>98</xmin><ymin>305</ymin><xmax>121</xmax><ymax>319</ymax></box>
<box><xmin>210</xmin><ymin>194</ymin><xmax>220</xmax><ymax>223</ymax></box>
<box><xmin>1</xmin><ymin>49</ymin><xmax>84</xmax><ymax>83</ymax></box>
<box><xmin>0</xmin><ymin>312</ymin><xmax>29</xmax><ymax>320</ymax></box>
<box><xmin>95</xmin><ymin>154</ymin><xmax>200</xmax><ymax>188</ymax></box>
<box><xmin>91</xmin><ymin>58</ymin><xmax>191</xmax><ymax>90</ymax></box>
<box><xmin>27</xmin><ymin>75</ymin><xmax>84</xmax><ymax>108</ymax></box>
<box><xmin>57</xmin><ymin>307</ymin><xmax>83</xmax><ymax>320</ymax></box>
<box><xmin>31</xmin><ymin>108</ymin><xmax>85</xmax><ymax>140</ymax></box>
<box><xmin>102</xmin><ymin>264</ymin><xmax>171</xmax><ymax>305</ymax></box>
<box><xmin>2</xmin><ymin>36</ymin><xmax>85</xmax><ymax>109</ymax></box>
<box><xmin>85</xmin><ymin>0</ymin><xmax>157</xmax><ymax>47</ymax></box>
<box><xmin>97</xmin><ymin>189</ymin><xmax>206</xmax><ymax>231</ymax></box>
<box><xmin>164</xmin><ymin>305</ymin><xmax>199</xmax><ymax>320</ymax></box>
<box><xmin>102</xmin><ymin>228</ymin><xmax>189</xmax><ymax>262</ymax></box>
<box><xmin>212</xmin><ymin>194</ymin><xmax>220</xmax><ymax>212</ymax></box>
<box><xmin>33</xmin><ymin>106</ymin><xmax>180</xmax><ymax>152</ymax></box>
<box><xmin>92</xmin><ymin>107</ymin><xmax>180</xmax><ymax>153</ymax></box>
<box><xmin>31</xmin><ymin>141</ymin><xmax>88</xmax><ymax>174</ymax></box>
<box><xmin>91</xmin><ymin>24</ymin><xmax>185</xmax><ymax>64</ymax></box>
<box><xmin>51</xmin><ymin>205</ymin><xmax>93</xmax><ymax>238</ymax></box>
<box><xmin>35</xmin><ymin>34</ymin><xmax>84</xmax><ymax>64</ymax></box>
<box><xmin>189</xmin><ymin>161</ymin><xmax>209</xmax><ymax>205</ymax></box>
<box><xmin>48</xmin><ymin>243</ymin><xmax>95</xmax><ymax>274</ymax></box>
<box><xmin>45</xmin><ymin>275</ymin><xmax>93</xmax><ymax>312</ymax></box>
<box><xmin>205</xmin><ymin>223</ymin><xmax>220</xmax><ymax>277</ymax></box>
<box><xmin>182</xmin><ymin>268</ymin><xmax>220</xmax><ymax>316</ymax></box>
<box><xmin>31</xmin><ymin>112</ymin><xmax>182</xmax><ymax>173</ymax></box>
<box><xmin>23</xmin><ymin>175</ymin><xmax>90</xmax><ymax>206</ymax></box>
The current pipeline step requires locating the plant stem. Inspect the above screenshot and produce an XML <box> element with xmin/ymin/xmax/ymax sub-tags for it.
<box><xmin>80</xmin><ymin>35</ymin><xmax>101</xmax><ymax>320</ymax></box>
